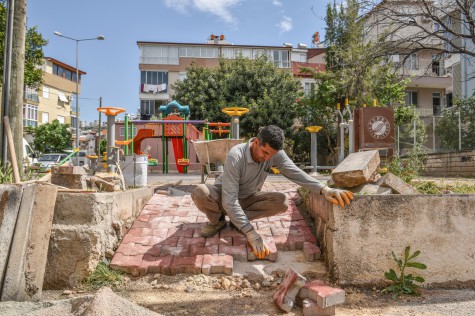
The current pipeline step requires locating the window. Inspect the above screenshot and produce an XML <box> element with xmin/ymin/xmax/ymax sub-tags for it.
<box><xmin>23</xmin><ymin>104</ymin><xmax>38</xmax><ymax>127</ymax></box>
<box><xmin>433</xmin><ymin>92</ymin><xmax>441</xmax><ymax>115</ymax></box>
<box><xmin>272</xmin><ymin>50</ymin><xmax>290</xmax><ymax>68</ymax></box>
<box><xmin>304</xmin><ymin>82</ymin><xmax>315</xmax><ymax>97</ymax></box>
<box><xmin>52</xmin><ymin>63</ymin><xmax>80</xmax><ymax>83</ymax></box>
<box><xmin>57</xmin><ymin>116</ymin><xmax>65</xmax><ymax>124</ymax></box>
<box><xmin>178</xmin><ymin>72</ymin><xmax>187</xmax><ymax>81</ymax></box>
<box><xmin>42</xmin><ymin>86</ymin><xmax>50</xmax><ymax>98</ymax></box>
<box><xmin>42</xmin><ymin>112</ymin><xmax>49</xmax><ymax>124</ymax></box>
<box><xmin>58</xmin><ymin>91</ymin><xmax>69</xmax><ymax>103</ymax></box>
<box><xmin>24</xmin><ymin>87</ymin><xmax>39</xmax><ymax>102</ymax></box>
<box><xmin>140</xmin><ymin>100</ymin><xmax>156</xmax><ymax>116</ymax></box>
<box><xmin>433</xmin><ymin>22</ymin><xmax>440</xmax><ymax>32</ymax></box>
<box><xmin>404</xmin><ymin>91</ymin><xmax>418</xmax><ymax>107</ymax></box>
<box><xmin>404</xmin><ymin>53</ymin><xmax>418</xmax><ymax>70</ymax></box>
<box><xmin>119</xmin><ymin>127</ymin><xmax>137</xmax><ymax>137</ymax></box>
<box><xmin>446</xmin><ymin>93</ymin><xmax>453</xmax><ymax>108</ymax></box>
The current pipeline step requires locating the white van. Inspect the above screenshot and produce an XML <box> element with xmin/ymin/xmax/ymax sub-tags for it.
<box><xmin>23</xmin><ymin>138</ymin><xmax>37</xmax><ymax>168</ymax></box>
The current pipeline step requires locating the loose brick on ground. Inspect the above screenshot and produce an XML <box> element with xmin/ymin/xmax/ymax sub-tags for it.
<box><xmin>299</xmin><ymin>280</ymin><xmax>345</xmax><ymax>308</ymax></box>
<box><xmin>302</xmin><ymin>299</ymin><xmax>336</xmax><ymax>316</ymax></box>
<box><xmin>273</xmin><ymin>268</ymin><xmax>307</xmax><ymax>312</ymax></box>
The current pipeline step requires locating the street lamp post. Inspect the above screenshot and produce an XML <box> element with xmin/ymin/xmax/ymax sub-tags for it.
<box><xmin>53</xmin><ymin>31</ymin><xmax>104</xmax><ymax>149</ymax></box>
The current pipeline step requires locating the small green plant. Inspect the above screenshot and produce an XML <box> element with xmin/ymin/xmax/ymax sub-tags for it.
<box><xmin>387</xmin><ymin>147</ymin><xmax>426</xmax><ymax>183</ymax></box>
<box><xmin>450</xmin><ymin>183</ymin><xmax>475</xmax><ymax>194</ymax></box>
<box><xmin>413</xmin><ymin>181</ymin><xmax>440</xmax><ymax>194</ymax></box>
<box><xmin>382</xmin><ymin>246</ymin><xmax>427</xmax><ymax>299</ymax></box>
<box><xmin>83</xmin><ymin>260</ymin><xmax>122</xmax><ymax>289</ymax></box>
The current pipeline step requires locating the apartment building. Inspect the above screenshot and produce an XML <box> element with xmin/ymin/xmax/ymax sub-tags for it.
<box><xmin>24</xmin><ymin>57</ymin><xmax>85</xmax><ymax>141</ymax></box>
<box><xmin>364</xmin><ymin>1</ymin><xmax>452</xmax><ymax>117</ymax></box>
<box><xmin>137</xmin><ymin>35</ymin><xmax>324</xmax><ymax>118</ymax></box>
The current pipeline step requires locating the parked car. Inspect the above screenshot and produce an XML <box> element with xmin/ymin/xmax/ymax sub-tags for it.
<box><xmin>34</xmin><ymin>153</ymin><xmax>71</xmax><ymax>172</ymax></box>
<box><xmin>23</xmin><ymin>138</ymin><xmax>38</xmax><ymax>170</ymax></box>
<box><xmin>65</xmin><ymin>150</ymin><xmax>88</xmax><ymax>166</ymax></box>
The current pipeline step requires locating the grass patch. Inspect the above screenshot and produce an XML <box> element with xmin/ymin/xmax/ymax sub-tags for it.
<box><xmin>83</xmin><ymin>260</ymin><xmax>123</xmax><ymax>289</ymax></box>
<box><xmin>413</xmin><ymin>181</ymin><xmax>475</xmax><ymax>194</ymax></box>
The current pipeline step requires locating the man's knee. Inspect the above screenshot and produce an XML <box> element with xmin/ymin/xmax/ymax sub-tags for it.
<box><xmin>191</xmin><ymin>184</ymin><xmax>208</xmax><ymax>201</ymax></box>
<box><xmin>276</xmin><ymin>193</ymin><xmax>289</xmax><ymax>213</ymax></box>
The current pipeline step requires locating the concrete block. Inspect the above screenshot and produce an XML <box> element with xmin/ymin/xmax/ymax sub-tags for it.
<box><xmin>331</xmin><ymin>150</ymin><xmax>380</xmax><ymax>188</ymax></box>
<box><xmin>0</xmin><ymin>185</ymin><xmax>24</xmax><ymax>291</ymax></box>
<box><xmin>52</xmin><ymin>165</ymin><xmax>86</xmax><ymax>175</ymax></box>
<box><xmin>377</xmin><ymin>172</ymin><xmax>419</xmax><ymax>194</ymax></box>
<box><xmin>273</xmin><ymin>268</ymin><xmax>307</xmax><ymax>312</ymax></box>
<box><xmin>302</xmin><ymin>299</ymin><xmax>336</xmax><ymax>316</ymax></box>
<box><xmin>51</xmin><ymin>173</ymin><xmax>88</xmax><ymax>190</ymax></box>
<box><xmin>44</xmin><ymin>225</ymin><xmax>103</xmax><ymax>289</ymax></box>
<box><xmin>1</xmin><ymin>184</ymin><xmax>57</xmax><ymax>301</ymax></box>
<box><xmin>350</xmin><ymin>183</ymin><xmax>392</xmax><ymax>195</ymax></box>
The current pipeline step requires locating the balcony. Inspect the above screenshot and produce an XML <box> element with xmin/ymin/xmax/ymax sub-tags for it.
<box><xmin>24</xmin><ymin>91</ymin><xmax>39</xmax><ymax>103</ymax></box>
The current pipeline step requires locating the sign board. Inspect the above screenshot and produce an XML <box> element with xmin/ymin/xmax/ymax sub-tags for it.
<box><xmin>353</xmin><ymin>107</ymin><xmax>395</xmax><ymax>151</ymax></box>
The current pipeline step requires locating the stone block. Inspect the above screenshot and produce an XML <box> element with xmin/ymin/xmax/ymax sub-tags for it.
<box><xmin>51</xmin><ymin>173</ymin><xmax>88</xmax><ymax>190</ymax></box>
<box><xmin>303</xmin><ymin>242</ymin><xmax>321</xmax><ymax>261</ymax></box>
<box><xmin>331</xmin><ymin>150</ymin><xmax>380</xmax><ymax>188</ymax></box>
<box><xmin>201</xmin><ymin>254</ymin><xmax>233</xmax><ymax>276</ymax></box>
<box><xmin>52</xmin><ymin>165</ymin><xmax>86</xmax><ymax>175</ymax></box>
<box><xmin>350</xmin><ymin>183</ymin><xmax>392</xmax><ymax>195</ymax></box>
<box><xmin>44</xmin><ymin>225</ymin><xmax>103</xmax><ymax>289</ymax></box>
<box><xmin>247</xmin><ymin>238</ymin><xmax>278</xmax><ymax>261</ymax></box>
<box><xmin>299</xmin><ymin>281</ymin><xmax>345</xmax><ymax>308</ymax></box>
<box><xmin>273</xmin><ymin>268</ymin><xmax>307</xmax><ymax>312</ymax></box>
<box><xmin>2</xmin><ymin>184</ymin><xmax>57</xmax><ymax>301</ymax></box>
<box><xmin>377</xmin><ymin>172</ymin><xmax>419</xmax><ymax>194</ymax></box>
<box><xmin>0</xmin><ymin>185</ymin><xmax>23</xmax><ymax>291</ymax></box>
<box><xmin>302</xmin><ymin>299</ymin><xmax>336</xmax><ymax>316</ymax></box>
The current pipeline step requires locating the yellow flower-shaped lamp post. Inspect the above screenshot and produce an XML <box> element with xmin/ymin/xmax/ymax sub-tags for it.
<box><xmin>221</xmin><ymin>107</ymin><xmax>250</xmax><ymax>139</ymax></box>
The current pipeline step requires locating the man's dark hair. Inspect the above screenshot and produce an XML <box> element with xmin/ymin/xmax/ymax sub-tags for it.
<box><xmin>257</xmin><ymin>125</ymin><xmax>284</xmax><ymax>150</ymax></box>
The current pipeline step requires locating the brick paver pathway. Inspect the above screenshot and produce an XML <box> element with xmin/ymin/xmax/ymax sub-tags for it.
<box><xmin>111</xmin><ymin>182</ymin><xmax>317</xmax><ymax>276</ymax></box>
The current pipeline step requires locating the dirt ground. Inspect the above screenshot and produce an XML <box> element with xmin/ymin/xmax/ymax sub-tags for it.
<box><xmin>32</xmin><ymin>272</ymin><xmax>475</xmax><ymax>316</ymax></box>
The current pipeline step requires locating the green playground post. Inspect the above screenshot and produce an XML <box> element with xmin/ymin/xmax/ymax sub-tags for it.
<box><xmin>124</xmin><ymin>114</ymin><xmax>129</xmax><ymax>155</ymax></box>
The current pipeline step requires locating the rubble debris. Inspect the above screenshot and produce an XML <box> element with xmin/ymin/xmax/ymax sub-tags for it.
<box><xmin>303</xmin><ymin>242</ymin><xmax>321</xmax><ymax>262</ymax></box>
<box><xmin>376</xmin><ymin>172</ymin><xmax>420</xmax><ymax>194</ymax></box>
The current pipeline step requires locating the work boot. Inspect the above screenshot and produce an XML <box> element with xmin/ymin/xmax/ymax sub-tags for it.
<box><xmin>201</xmin><ymin>221</ymin><xmax>226</xmax><ymax>238</ymax></box>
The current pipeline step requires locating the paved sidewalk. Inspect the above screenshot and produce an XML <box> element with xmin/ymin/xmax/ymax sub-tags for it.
<box><xmin>110</xmin><ymin>180</ymin><xmax>318</xmax><ymax>276</ymax></box>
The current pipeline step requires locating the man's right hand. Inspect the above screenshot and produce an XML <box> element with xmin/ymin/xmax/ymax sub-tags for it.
<box><xmin>321</xmin><ymin>186</ymin><xmax>354</xmax><ymax>206</ymax></box>
<box><xmin>245</xmin><ymin>230</ymin><xmax>269</xmax><ymax>259</ymax></box>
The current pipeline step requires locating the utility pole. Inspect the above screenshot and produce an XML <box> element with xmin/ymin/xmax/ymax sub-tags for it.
<box><xmin>1</xmin><ymin>0</ymin><xmax>15</xmax><ymax>166</ymax></box>
<box><xmin>97</xmin><ymin>96</ymin><xmax>102</xmax><ymax>155</ymax></box>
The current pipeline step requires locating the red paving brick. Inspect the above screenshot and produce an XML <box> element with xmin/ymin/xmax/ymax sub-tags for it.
<box><xmin>111</xmin><ymin>181</ymin><xmax>319</xmax><ymax>276</ymax></box>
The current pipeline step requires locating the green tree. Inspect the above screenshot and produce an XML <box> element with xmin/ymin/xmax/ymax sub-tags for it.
<box><xmin>173</xmin><ymin>55</ymin><xmax>301</xmax><ymax>141</ymax></box>
<box><xmin>293</xmin><ymin>0</ymin><xmax>408</xmax><ymax>164</ymax></box>
<box><xmin>435</xmin><ymin>97</ymin><xmax>475</xmax><ymax>151</ymax></box>
<box><xmin>394</xmin><ymin>105</ymin><xmax>427</xmax><ymax>154</ymax></box>
<box><xmin>31</xmin><ymin>120</ymin><xmax>72</xmax><ymax>154</ymax></box>
<box><xmin>0</xmin><ymin>1</ymin><xmax>47</xmax><ymax>89</ymax></box>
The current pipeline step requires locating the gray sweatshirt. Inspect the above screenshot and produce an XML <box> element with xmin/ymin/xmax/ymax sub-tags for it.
<box><xmin>214</xmin><ymin>139</ymin><xmax>326</xmax><ymax>234</ymax></box>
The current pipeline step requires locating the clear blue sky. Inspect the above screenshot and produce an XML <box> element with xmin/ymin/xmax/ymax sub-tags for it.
<box><xmin>27</xmin><ymin>0</ymin><xmax>328</xmax><ymax>123</ymax></box>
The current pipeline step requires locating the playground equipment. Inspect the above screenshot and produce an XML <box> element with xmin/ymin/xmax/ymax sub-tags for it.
<box><xmin>305</xmin><ymin>126</ymin><xmax>322</xmax><ymax>176</ymax></box>
<box><xmin>222</xmin><ymin>107</ymin><xmax>249</xmax><ymax>139</ymax></box>
<box><xmin>130</xmin><ymin>101</ymin><xmax>205</xmax><ymax>174</ymax></box>
<box><xmin>204</xmin><ymin>122</ymin><xmax>231</xmax><ymax>140</ymax></box>
<box><xmin>97</xmin><ymin>106</ymin><xmax>126</xmax><ymax>173</ymax></box>
<box><xmin>336</xmin><ymin>99</ymin><xmax>355</xmax><ymax>163</ymax></box>
<box><xmin>193</xmin><ymin>138</ymin><xmax>244</xmax><ymax>183</ymax></box>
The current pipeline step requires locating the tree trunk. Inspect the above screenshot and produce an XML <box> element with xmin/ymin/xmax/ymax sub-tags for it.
<box><xmin>9</xmin><ymin>0</ymin><xmax>26</xmax><ymax>172</ymax></box>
